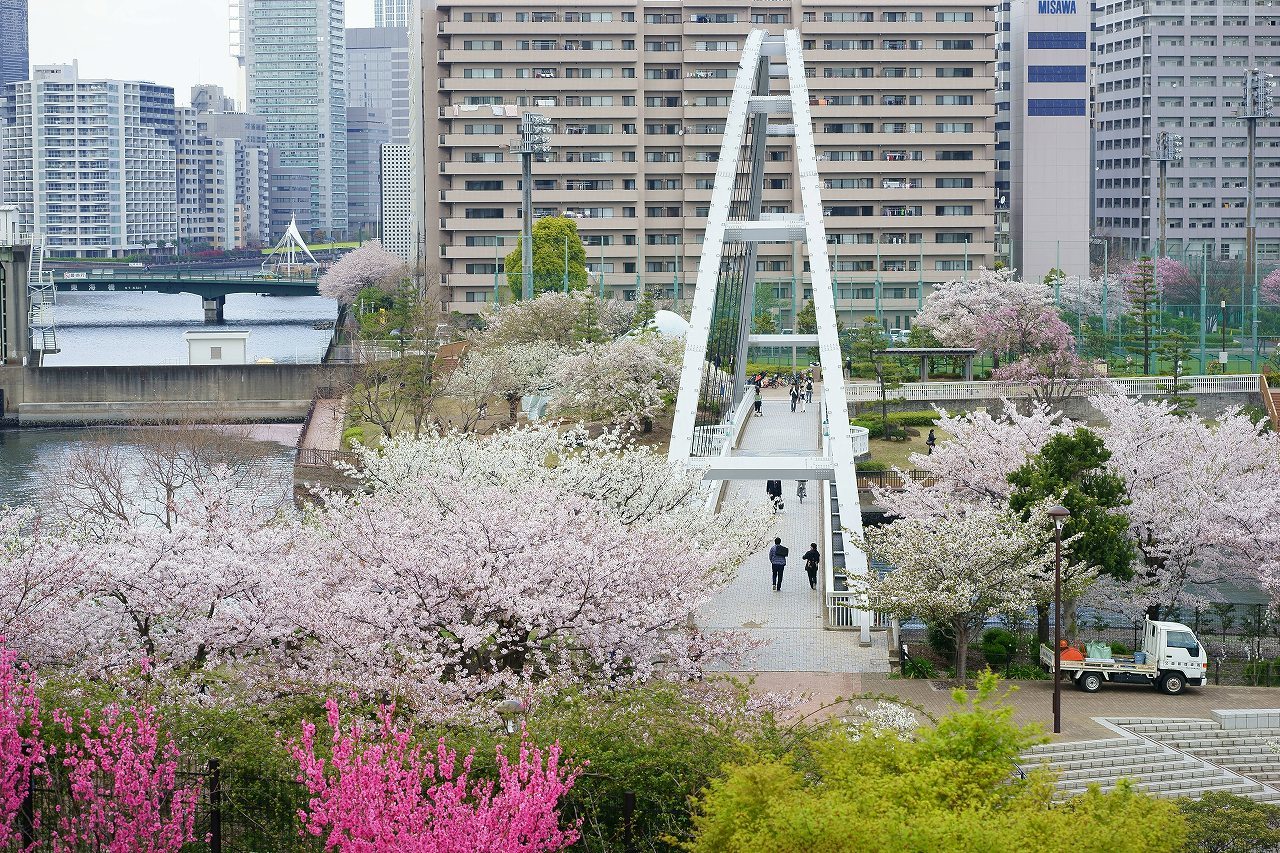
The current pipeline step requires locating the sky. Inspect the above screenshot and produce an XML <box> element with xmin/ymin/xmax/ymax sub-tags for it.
<box><xmin>28</xmin><ymin>0</ymin><xmax>375</xmax><ymax>108</ymax></box>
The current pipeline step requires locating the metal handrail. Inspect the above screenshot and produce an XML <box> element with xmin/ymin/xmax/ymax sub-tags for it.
<box><xmin>845</xmin><ymin>374</ymin><xmax>1262</xmax><ymax>402</ymax></box>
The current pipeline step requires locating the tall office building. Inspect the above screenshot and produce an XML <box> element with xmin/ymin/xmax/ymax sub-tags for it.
<box><xmin>416</xmin><ymin>1</ymin><xmax>997</xmax><ymax>321</ymax></box>
<box><xmin>236</xmin><ymin>0</ymin><xmax>348</xmax><ymax>238</ymax></box>
<box><xmin>348</xmin><ymin>107</ymin><xmax>392</xmax><ymax>238</ymax></box>
<box><xmin>375</xmin><ymin>0</ymin><xmax>413</xmax><ymax>29</ymax></box>
<box><xmin>381</xmin><ymin>143</ymin><xmax>414</xmax><ymax>259</ymax></box>
<box><xmin>1094</xmin><ymin>2</ymin><xmax>1280</xmax><ymax>261</ymax></box>
<box><xmin>348</xmin><ymin>27</ymin><xmax>411</xmax><ymax>143</ymax></box>
<box><xmin>1</xmin><ymin>64</ymin><xmax>176</xmax><ymax>257</ymax></box>
<box><xmin>996</xmin><ymin>0</ymin><xmax>1091</xmax><ymax>283</ymax></box>
<box><xmin>0</xmin><ymin>0</ymin><xmax>29</xmax><ymax>89</ymax></box>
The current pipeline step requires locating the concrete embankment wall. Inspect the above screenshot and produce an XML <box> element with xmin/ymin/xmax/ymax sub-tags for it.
<box><xmin>850</xmin><ymin>391</ymin><xmax>1262</xmax><ymax>423</ymax></box>
<box><xmin>0</xmin><ymin>364</ymin><xmax>350</xmax><ymax>424</ymax></box>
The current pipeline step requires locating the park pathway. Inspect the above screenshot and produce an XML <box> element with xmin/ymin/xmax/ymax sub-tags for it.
<box><xmin>697</xmin><ymin>386</ymin><xmax>890</xmax><ymax>673</ymax></box>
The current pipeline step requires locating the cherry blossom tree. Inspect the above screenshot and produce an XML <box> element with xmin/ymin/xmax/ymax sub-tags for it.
<box><xmin>1091</xmin><ymin>394</ymin><xmax>1280</xmax><ymax>619</ymax></box>
<box><xmin>0</xmin><ymin>639</ymin><xmax>42</xmax><ymax>851</ymax></box>
<box><xmin>319</xmin><ymin>240</ymin><xmax>408</xmax><ymax>303</ymax></box>
<box><xmin>991</xmin><ymin>342</ymin><xmax>1093</xmax><ymax>406</ymax></box>
<box><xmin>479</xmin><ymin>292</ymin><xmax>627</xmax><ymax>348</ymax></box>
<box><xmin>444</xmin><ymin>341</ymin><xmax>565</xmax><ymax>430</ymax></box>
<box><xmin>545</xmin><ymin>334</ymin><xmax>681</xmax><ymax>433</ymax></box>
<box><xmin>858</xmin><ymin>506</ymin><xmax>1054</xmax><ymax>680</ymax></box>
<box><xmin>298</xmin><ymin>474</ymin><xmax>754</xmax><ymax>719</ymax></box>
<box><xmin>1118</xmin><ymin>257</ymin><xmax>1195</xmax><ymax>304</ymax></box>
<box><xmin>48</xmin><ymin>704</ymin><xmax>200</xmax><ymax>853</ymax></box>
<box><xmin>873</xmin><ymin>404</ymin><xmax>1076</xmax><ymax>518</ymax></box>
<box><xmin>292</xmin><ymin>699</ymin><xmax>580</xmax><ymax>852</ymax></box>
<box><xmin>972</xmin><ymin>302</ymin><xmax>1075</xmax><ymax>362</ymax></box>
<box><xmin>1056</xmin><ymin>275</ymin><xmax>1130</xmax><ymax>324</ymax></box>
<box><xmin>1262</xmin><ymin>267</ymin><xmax>1280</xmax><ymax>307</ymax></box>
<box><xmin>914</xmin><ymin>268</ymin><xmax>1055</xmax><ymax>352</ymax></box>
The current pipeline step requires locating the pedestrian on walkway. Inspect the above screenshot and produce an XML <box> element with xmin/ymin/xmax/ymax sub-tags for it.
<box><xmin>803</xmin><ymin>542</ymin><xmax>821</xmax><ymax>590</ymax></box>
<box><xmin>754</xmin><ymin>383</ymin><xmax>763</xmax><ymax>416</ymax></box>
<box><xmin>765</xmin><ymin>479</ymin><xmax>783</xmax><ymax>512</ymax></box>
<box><xmin>805</xmin><ymin>377</ymin><xmax>813</xmax><ymax>403</ymax></box>
<box><xmin>844</xmin><ymin>356</ymin><xmax>852</xmax><ymax>377</ymax></box>
<box><xmin>926</xmin><ymin>428</ymin><xmax>937</xmax><ymax>455</ymax></box>
<box><xmin>796</xmin><ymin>480</ymin><xmax>807</xmax><ymax>504</ymax></box>
<box><xmin>769</xmin><ymin>537</ymin><xmax>789</xmax><ymax>591</ymax></box>
<box><xmin>790</xmin><ymin>385</ymin><xmax>800</xmax><ymax>412</ymax></box>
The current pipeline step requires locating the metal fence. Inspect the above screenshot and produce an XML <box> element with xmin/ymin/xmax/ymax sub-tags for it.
<box><xmin>296</xmin><ymin>448</ymin><xmax>361</xmax><ymax>469</ymax></box>
<box><xmin>845</xmin><ymin>373</ymin><xmax>1262</xmax><ymax>402</ymax></box>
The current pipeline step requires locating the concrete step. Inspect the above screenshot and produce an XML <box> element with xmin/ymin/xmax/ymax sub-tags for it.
<box><xmin>1122</xmin><ymin>720</ymin><xmax>1218</xmax><ymax>734</ymax></box>
<box><xmin>1056</xmin><ymin>763</ymin><xmax>1216</xmax><ymax>786</ymax></box>
<box><xmin>1154</xmin><ymin>733</ymin><xmax>1280</xmax><ymax>750</ymax></box>
<box><xmin>1022</xmin><ymin>737</ymin><xmax>1147</xmax><ymax>760</ymax></box>
<box><xmin>1049</xmin><ymin>751</ymin><xmax>1195</xmax><ymax>778</ymax></box>
<box><xmin>1059</xmin><ymin>774</ymin><xmax>1260</xmax><ymax>800</ymax></box>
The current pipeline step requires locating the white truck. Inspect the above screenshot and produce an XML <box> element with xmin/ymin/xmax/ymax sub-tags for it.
<box><xmin>1039</xmin><ymin>618</ymin><xmax>1208</xmax><ymax>695</ymax></box>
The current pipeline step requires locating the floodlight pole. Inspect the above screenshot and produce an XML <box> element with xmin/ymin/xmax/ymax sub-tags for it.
<box><xmin>512</xmin><ymin>112</ymin><xmax>551</xmax><ymax>300</ymax></box>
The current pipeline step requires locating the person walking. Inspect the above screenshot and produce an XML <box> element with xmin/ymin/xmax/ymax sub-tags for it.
<box><xmin>805</xmin><ymin>377</ymin><xmax>813</xmax><ymax>404</ymax></box>
<box><xmin>926</xmin><ymin>428</ymin><xmax>937</xmax><ymax>455</ymax></box>
<box><xmin>796</xmin><ymin>480</ymin><xmax>808</xmax><ymax>504</ymax></box>
<box><xmin>765</xmin><ymin>478</ymin><xmax>783</xmax><ymax>512</ymax></box>
<box><xmin>754</xmin><ymin>383</ymin><xmax>763</xmax><ymax>416</ymax></box>
<box><xmin>844</xmin><ymin>356</ymin><xmax>852</xmax><ymax>378</ymax></box>
<box><xmin>769</xmin><ymin>537</ymin><xmax>789</xmax><ymax>591</ymax></box>
<box><xmin>790</xmin><ymin>384</ymin><xmax>800</xmax><ymax>412</ymax></box>
<box><xmin>802</xmin><ymin>542</ymin><xmax>821</xmax><ymax>590</ymax></box>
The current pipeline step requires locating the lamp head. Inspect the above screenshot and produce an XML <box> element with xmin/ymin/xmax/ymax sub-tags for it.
<box><xmin>1048</xmin><ymin>504</ymin><xmax>1070</xmax><ymax>530</ymax></box>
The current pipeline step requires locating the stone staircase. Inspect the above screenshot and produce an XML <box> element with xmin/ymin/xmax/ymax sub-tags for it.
<box><xmin>1021</xmin><ymin>717</ymin><xmax>1280</xmax><ymax>802</ymax></box>
<box><xmin>1127</xmin><ymin>711</ymin><xmax>1280</xmax><ymax>789</ymax></box>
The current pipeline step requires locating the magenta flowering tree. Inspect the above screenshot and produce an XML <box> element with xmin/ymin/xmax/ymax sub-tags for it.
<box><xmin>292</xmin><ymin>699</ymin><xmax>580</xmax><ymax>852</ymax></box>
<box><xmin>972</xmin><ymin>302</ymin><xmax>1075</xmax><ymax>361</ymax></box>
<box><xmin>319</xmin><ymin>240</ymin><xmax>408</xmax><ymax>303</ymax></box>
<box><xmin>0</xmin><ymin>639</ymin><xmax>42</xmax><ymax>851</ymax></box>
<box><xmin>991</xmin><ymin>345</ymin><xmax>1092</xmax><ymax>406</ymax></box>
<box><xmin>1263</xmin><ymin>267</ymin><xmax>1280</xmax><ymax>307</ymax></box>
<box><xmin>1118</xmin><ymin>257</ymin><xmax>1195</xmax><ymax>302</ymax></box>
<box><xmin>48</xmin><ymin>704</ymin><xmax>200</xmax><ymax>853</ymax></box>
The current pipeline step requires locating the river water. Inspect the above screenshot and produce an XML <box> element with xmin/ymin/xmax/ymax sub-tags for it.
<box><xmin>2</xmin><ymin>289</ymin><xmax>334</xmax><ymax>510</ymax></box>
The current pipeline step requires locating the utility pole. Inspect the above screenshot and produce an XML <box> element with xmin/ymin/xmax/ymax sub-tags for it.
<box><xmin>510</xmin><ymin>112</ymin><xmax>551</xmax><ymax>300</ymax></box>
<box><xmin>1151</xmin><ymin>131</ymin><xmax>1182</xmax><ymax>264</ymax></box>
<box><xmin>1240</xmin><ymin>69</ymin><xmax>1273</xmax><ymax>370</ymax></box>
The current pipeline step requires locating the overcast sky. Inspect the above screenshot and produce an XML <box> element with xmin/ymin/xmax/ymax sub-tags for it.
<box><xmin>29</xmin><ymin>1</ymin><xmax>375</xmax><ymax>108</ymax></box>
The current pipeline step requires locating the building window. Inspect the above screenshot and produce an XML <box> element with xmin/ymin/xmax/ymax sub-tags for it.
<box><xmin>1028</xmin><ymin>99</ymin><xmax>1087</xmax><ymax>116</ymax></box>
<box><xmin>1028</xmin><ymin>65</ymin><xmax>1087</xmax><ymax>83</ymax></box>
<box><xmin>209</xmin><ymin>346</ymin><xmax>222</xmax><ymax>360</ymax></box>
<box><xmin>1028</xmin><ymin>32</ymin><xmax>1087</xmax><ymax>50</ymax></box>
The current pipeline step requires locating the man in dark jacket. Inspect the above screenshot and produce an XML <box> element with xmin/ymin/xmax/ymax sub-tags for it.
<box><xmin>768</xmin><ymin>537</ymin><xmax>789</xmax><ymax>591</ymax></box>
<box><xmin>765</xmin><ymin>479</ymin><xmax>783</xmax><ymax>512</ymax></box>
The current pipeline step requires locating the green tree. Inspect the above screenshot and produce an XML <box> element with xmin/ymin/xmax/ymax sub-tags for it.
<box><xmin>795</xmin><ymin>300</ymin><xmax>817</xmax><ymax>334</ymax></box>
<box><xmin>752</xmin><ymin>309</ymin><xmax>778</xmax><ymax>334</ymax></box>
<box><xmin>685</xmin><ymin>673</ymin><xmax>1185</xmax><ymax>853</ymax></box>
<box><xmin>1124</xmin><ymin>257</ymin><xmax>1160</xmax><ymax>374</ymax></box>
<box><xmin>632</xmin><ymin>282</ymin><xmax>657</xmax><ymax>330</ymax></box>
<box><xmin>850</xmin><ymin>318</ymin><xmax>913</xmax><ymax>441</ymax></box>
<box><xmin>1157</xmin><ymin>329</ymin><xmax>1197</xmax><ymax>416</ymax></box>
<box><xmin>1179</xmin><ymin>791</ymin><xmax>1280</xmax><ymax>853</ymax></box>
<box><xmin>1008</xmin><ymin>428</ymin><xmax>1135</xmax><ymax>644</ymax></box>
<box><xmin>505</xmin><ymin>216</ymin><xmax>588</xmax><ymax>300</ymax></box>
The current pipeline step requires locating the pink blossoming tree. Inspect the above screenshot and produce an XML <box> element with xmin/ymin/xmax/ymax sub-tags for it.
<box><xmin>0</xmin><ymin>640</ymin><xmax>42</xmax><ymax>851</ymax></box>
<box><xmin>48</xmin><ymin>704</ymin><xmax>200</xmax><ymax>853</ymax></box>
<box><xmin>292</xmin><ymin>699</ymin><xmax>580</xmax><ymax>852</ymax></box>
<box><xmin>319</xmin><ymin>240</ymin><xmax>408</xmax><ymax>303</ymax></box>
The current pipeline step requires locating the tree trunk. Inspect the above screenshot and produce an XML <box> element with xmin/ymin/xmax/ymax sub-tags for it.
<box><xmin>953</xmin><ymin>621</ymin><xmax>969</xmax><ymax>682</ymax></box>
<box><xmin>1036</xmin><ymin>602</ymin><xmax>1050</xmax><ymax>646</ymax></box>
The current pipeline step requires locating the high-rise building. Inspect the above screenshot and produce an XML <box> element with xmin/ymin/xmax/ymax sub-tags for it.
<box><xmin>177</xmin><ymin>105</ymin><xmax>272</xmax><ymax>250</ymax></box>
<box><xmin>997</xmin><ymin>0</ymin><xmax>1092</xmax><ymax>283</ymax></box>
<box><xmin>236</xmin><ymin>0</ymin><xmax>348</xmax><ymax>239</ymax></box>
<box><xmin>348</xmin><ymin>27</ymin><xmax>411</xmax><ymax>143</ymax></box>
<box><xmin>375</xmin><ymin>0</ymin><xmax>413</xmax><ymax>29</ymax></box>
<box><xmin>1093</xmin><ymin>1</ymin><xmax>1280</xmax><ymax>262</ymax></box>
<box><xmin>381</xmin><ymin>143</ymin><xmax>414</xmax><ymax>260</ymax></box>
<box><xmin>348</xmin><ymin>107</ymin><xmax>392</xmax><ymax>239</ymax></box>
<box><xmin>415</xmin><ymin>2</ymin><xmax>997</xmax><ymax>321</ymax></box>
<box><xmin>1</xmin><ymin>64</ymin><xmax>176</xmax><ymax>257</ymax></box>
<box><xmin>0</xmin><ymin>0</ymin><xmax>29</xmax><ymax>89</ymax></box>
<box><xmin>191</xmin><ymin>84</ymin><xmax>237</xmax><ymax>114</ymax></box>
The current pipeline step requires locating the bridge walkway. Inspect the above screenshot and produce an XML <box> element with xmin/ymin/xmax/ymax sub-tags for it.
<box><xmin>696</xmin><ymin>387</ymin><xmax>890</xmax><ymax>674</ymax></box>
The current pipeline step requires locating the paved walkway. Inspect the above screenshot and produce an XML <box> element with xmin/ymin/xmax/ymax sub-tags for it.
<box><xmin>299</xmin><ymin>397</ymin><xmax>345</xmax><ymax>451</ymax></box>
<box><xmin>698</xmin><ymin>388</ymin><xmax>889</xmax><ymax>673</ymax></box>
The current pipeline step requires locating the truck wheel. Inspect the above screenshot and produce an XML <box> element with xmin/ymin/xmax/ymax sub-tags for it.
<box><xmin>1078</xmin><ymin>672</ymin><xmax>1103</xmax><ymax>693</ymax></box>
<box><xmin>1159</xmin><ymin>673</ymin><xmax>1185</xmax><ymax>695</ymax></box>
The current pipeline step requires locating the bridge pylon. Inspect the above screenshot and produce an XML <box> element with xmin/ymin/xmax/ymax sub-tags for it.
<box><xmin>669</xmin><ymin>30</ymin><xmax>873</xmax><ymax>642</ymax></box>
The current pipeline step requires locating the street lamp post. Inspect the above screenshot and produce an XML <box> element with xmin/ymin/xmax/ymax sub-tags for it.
<box><xmin>1152</xmin><ymin>131</ymin><xmax>1182</xmax><ymax>264</ymax></box>
<box><xmin>1221</xmin><ymin>299</ymin><xmax>1228</xmax><ymax>367</ymax></box>
<box><xmin>1240</xmin><ymin>68</ymin><xmax>1274</xmax><ymax>370</ymax></box>
<box><xmin>509</xmin><ymin>113</ymin><xmax>552</xmax><ymax>300</ymax></box>
<box><xmin>1049</xmin><ymin>504</ymin><xmax>1071</xmax><ymax>736</ymax></box>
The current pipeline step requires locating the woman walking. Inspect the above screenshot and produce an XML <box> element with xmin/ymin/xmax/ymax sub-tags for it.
<box><xmin>803</xmin><ymin>542</ymin><xmax>821</xmax><ymax>590</ymax></box>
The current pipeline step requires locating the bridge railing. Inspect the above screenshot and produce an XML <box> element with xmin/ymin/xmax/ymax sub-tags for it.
<box><xmin>845</xmin><ymin>374</ymin><xmax>1261</xmax><ymax>402</ymax></box>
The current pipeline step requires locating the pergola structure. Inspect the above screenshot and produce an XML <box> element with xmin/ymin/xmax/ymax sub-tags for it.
<box><xmin>872</xmin><ymin>347</ymin><xmax>979</xmax><ymax>381</ymax></box>
<box><xmin>667</xmin><ymin>29</ymin><xmax>871</xmax><ymax>635</ymax></box>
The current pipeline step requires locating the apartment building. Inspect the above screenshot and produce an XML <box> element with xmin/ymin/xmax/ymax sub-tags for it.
<box><xmin>177</xmin><ymin>106</ymin><xmax>272</xmax><ymax>251</ymax></box>
<box><xmin>381</xmin><ymin>143</ymin><xmax>415</xmax><ymax>259</ymax></box>
<box><xmin>414</xmin><ymin>1</ymin><xmax>997</xmax><ymax>324</ymax></box>
<box><xmin>236</xmin><ymin>0</ymin><xmax>348</xmax><ymax>238</ymax></box>
<box><xmin>376</xmin><ymin>0</ymin><xmax>414</xmax><ymax>29</ymax></box>
<box><xmin>1</xmin><ymin>64</ymin><xmax>177</xmax><ymax>257</ymax></box>
<box><xmin>1094</xmin><ymin>0</ymin><xmax>1280</xmax><ymax>261</ymax></box>
<box><xmin>997</xmin><ymin>0</ymin><xmax>1092</xmax><ymax>283</ymax></box>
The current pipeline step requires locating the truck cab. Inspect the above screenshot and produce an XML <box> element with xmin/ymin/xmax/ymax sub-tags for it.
<box><xmin>1145</xmin><ymin>619</ymin><xmax>1209</xmax><ymax>693</ymax></box>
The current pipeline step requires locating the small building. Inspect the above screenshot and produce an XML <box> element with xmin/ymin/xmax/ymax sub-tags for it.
<box><xmin>184</xmin><ymin>330</ymin><xmax>250</xmax><ymax>365</ymax></box>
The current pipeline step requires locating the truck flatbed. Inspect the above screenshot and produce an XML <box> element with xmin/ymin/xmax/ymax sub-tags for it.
<box><xmin>1039</xmin><ymin>644</ymin><xmax>1158</xmax><ymax>676</ymax></box>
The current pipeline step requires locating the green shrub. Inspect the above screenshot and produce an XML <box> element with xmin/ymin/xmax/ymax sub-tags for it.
<box><xmin>1243</xmin><ymin>658</ymin><xmax>1280</xmax><ymax>687</ymax></box>
<box><xmin>1179</xmin><ymin>791</ymin><xmax>1280</xmax><ymax>853</ymax></box>
<box><xmin>927</xmin><ymin>623</ymin><xmax>956</xmax><ymax>661</ymax></box>
<box><xmin>889</xmin><ymin>410</ymin><xmax>940</xmax><ymax>427</ymax></box>
<box><xmin>1004</xmin><ymin>664</ymin><xmax>1050</xmax><ymax>680</ymax></box>
<box><xmin>858</xmin><ymin>460</ymin><xmax>889</xmax><ymax>473</ymax></box>
<box><xmin>902</xmin><ymin>657</ymin><xmax>938</xmax><ymax>679</ymax></box>
<box><xmin>981</xmin><ymin>628</ymin><xmax>1020</xmax><ymax>670</ymax></box>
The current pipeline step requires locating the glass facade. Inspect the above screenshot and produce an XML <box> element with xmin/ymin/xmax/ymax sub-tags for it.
<box><xmin>0</xmin><ymin>0</ymin><xmax>28</xmax><ymax>89</ymax></box>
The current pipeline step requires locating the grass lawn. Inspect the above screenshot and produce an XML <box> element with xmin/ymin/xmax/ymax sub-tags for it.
<box><xmin>864</xmin><ymin>423</ymin><xmax>951</xmax><ymax>470</ymax></box>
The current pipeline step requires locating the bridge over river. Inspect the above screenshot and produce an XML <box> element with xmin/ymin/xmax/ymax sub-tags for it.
<box><xmin>52</xmin><ymin>271</ymin><xmax>321</xmax><ymax>323</ymax></box>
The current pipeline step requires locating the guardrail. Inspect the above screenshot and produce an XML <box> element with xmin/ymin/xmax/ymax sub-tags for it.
<box><xmin>296</xmin><ymin>448</ymin><xmax>360</xmax><ymax>469</ymax></box>
<box><xmin>845</xmin><ymin>374</ymin><xmax>1262</xmax><ymax>402</ymax></box>
<box><xmin>857</xmin><ymin>469</ymin><xmax>933</xmax><ymax>491</ymax></box>
<box><xmin>701</xmin><ymin>390</ymin><xmax>757</xmax><ymax>514</ymax></box>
